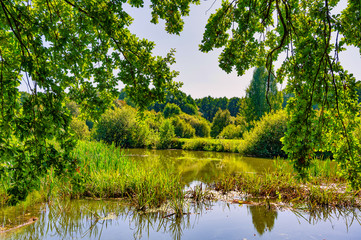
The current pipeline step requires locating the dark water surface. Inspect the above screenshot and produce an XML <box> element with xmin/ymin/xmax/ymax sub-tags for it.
<box><xmin>1</xmin><ymin>149</ymin><xmax>359</xmax><ymax>239</ymax></box>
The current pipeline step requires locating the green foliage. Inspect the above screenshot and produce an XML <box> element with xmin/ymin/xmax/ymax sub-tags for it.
<box><xmin>158</xmin><ymin>119</ymin><xmax>175</xmax><ymax>149</ymax></box>
<box><xmin>142</xmin><ymin>88</ymin><xmax>199</xmax><ymax>115</ymax></box>
<box><xmin>0</xmin><ymin>91</ymin><xmax>76</xmax><ymax>204</ymax></box>
<box><xmin>199</xmin><ymin>0</ymin><xmax>361</xmax><ymax>188</ymax></box>
<box><xmin>228</xmin><ymin>97</ymin><xmax>241</xmax><ymax>117</ymax></box>
<box><xmin>214</xmin><ymin>160</ymin><xmax>355</xmax><ymax>208</ymax></box>
<box><xmin>239</xmin><ymin>67</ymin><xmax>282</xmax><ymax>122</ymax></box>
<box><xmin>218</xmin><ymin>124</ymin><xmax>244</xmax><ymax>139</ymax></box>
<box><xmin>94</xmin><ymin>106</ymin><xmax>149</xmax><ymax>148</ymax></box>
<box><xmin>178</xmin><ymin>114</ymin><xmax>211</xmax><ymax>137</ymax></box>
<box><xmin>195</xmin><ymin>96</ymin><xmax>233</xmax><ymax>121</ymax></box>
<box><xmin>171</xmin><ymin>117</ymin><xmax>196</xmax><ymax>138</ymax></box>
<box><xmin>177</xmin><ymin>138</ymin><xmax>241</xmax><ymax>153</ymax></box>
<box><xmin>0</xmin><ymin>0</ymin><xmax>201</xmax><ymax>203</ymax></box>
<box><xmin>211</xmin><ymin>109</ymin><xmax>232</xmax><ymax>138</ymax></box>
<box><xmin>239</xmin><ymin>110</ymin><xmax>287</xmax><ymax>158</ymax></box>
<box><xmin>163</xmin><ymin>103</ymin><xmax>181</xmax><ymax>118</ymax></box>
<box><xmin>69</xmin><ymin>117</ymin><xmax>90</xmax><ymax>140</ymax></box>
<box><xmin>65</xmin><ymin>101</ymin><xmax>80</xmax><ymax>117</ymax></box>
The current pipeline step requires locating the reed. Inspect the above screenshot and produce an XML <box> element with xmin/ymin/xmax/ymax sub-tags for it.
<box><xmin>213</xmin><ymin>159</ymin><xmax>356</xmax><ymax>208</ymax></box>
<box><xmin>72</xmin><ymin>141</ymin><xmax>184</xmax><ymax>209</ymax></box>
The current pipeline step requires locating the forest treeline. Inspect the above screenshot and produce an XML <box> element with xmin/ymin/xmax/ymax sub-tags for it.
<box><xmin>63</xmin><ymin>67</ymin><xmax>360</xmax><ymax>158</ymax></box>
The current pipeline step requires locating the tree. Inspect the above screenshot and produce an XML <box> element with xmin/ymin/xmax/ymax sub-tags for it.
<box><xmin>143</xmin><ymin>88</ymin><xmax>199</xmax><ymax>115</ymax></box>
<box><xmin>228</xmin><ymin>97</ymin><xmax>241</xmax><ymax>117</ymax></box>
<box><xmin>195</xmin><ymin>96</ymin><xmax>231</xmax><ymax>121</ymax></box>
<box><xmin>199</xmin><ymin>0</ymin><xmax>361</xmax><ymax>187</ymax></box>
<box><xmin>163</xmin><ymin>103</ymin><xmax>181</xmax><ymax>118</ymax></box>
<box><xmin>158</xmin><ymin>119</ymin><xmax>175</xmax><ymax>149</ymax></box>
<box><xmin>240</xmin><ymin>67</ymin><xmax>281</xmax><ymax>122</ymax></box>
<box><xmin>211</xmin><ymin>109</ymin><xmax>232</xmax><ymax>138</ymax></box>
<box><xmin>0</xmin><ymin>0</ymin><xmax>199</xmax><ymax>203</ymax></box>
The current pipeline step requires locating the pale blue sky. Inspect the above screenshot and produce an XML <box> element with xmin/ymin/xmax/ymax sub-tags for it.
<box><xmin>124</xmin><ymin>0</ymin><xmax>361</xmax><ymax>98</ymax></box>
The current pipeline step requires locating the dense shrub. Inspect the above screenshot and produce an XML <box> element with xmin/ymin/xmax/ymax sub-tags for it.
<box><xmin>211</xmin><ymin>109</ymin><xmax>232</xmax><ymax>138</ymax></box>
<box><xmin>163</xmin><ymin>103</ymin><xmax>181</xmax><ymax>118</ymax></box>
<box><xmin>158</xmin><ymin>119</ymin><xmax>175</xmax><ymax>149</ymax></box>
<box><xmin>179</xmin><ymin>114</ymin><xmax>211</xmax><ymax>137</ymax></box>
<box><xmin>69</xmin><ymin>117</ymin><xmax>90</xmax><ymax>140</ymax></box>
<box><xmin>238</xmin><ymin>110</ymin><xmax>287</xmax><ymax>158</ymax></box>
<box><xmin>218</xmin><ymin>124</ymin><xmax>244</xmax><ymax>139</ymax></box>
<box><xmin>171</xmin><ymin>117</ymin><xmax>196</xmax><ymax>138</ymax></box>
<box><xmin>144</xmin><ymin>110</ymin><xmax>164</xmax><ymax>131</ymax></box>
<box><xmin>94</xmin><ymin>106</ymin><xmax>149</xmax><ymax>147</ymax></box>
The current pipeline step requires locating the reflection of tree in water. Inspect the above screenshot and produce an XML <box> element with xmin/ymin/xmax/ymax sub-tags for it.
<box><xmin>248</xmin><ymin>205</ymin><xmax>278</xmax><ymax>235</ymax></box>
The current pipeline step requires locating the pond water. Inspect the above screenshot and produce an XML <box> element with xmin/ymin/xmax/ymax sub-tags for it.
<box><xmin>1</xmin><ymin>200</ymin><xmax>360</xmax><ymax>240</ymax></box>
<box><xmin>1</xmin><ymin>149</ymin><xmax>359</xmax><ymax>239</ymax></box>
<box><xmin>122</xmin><ymin>148</ymin><xmax>276</xmax><ymax>185</ymax></box>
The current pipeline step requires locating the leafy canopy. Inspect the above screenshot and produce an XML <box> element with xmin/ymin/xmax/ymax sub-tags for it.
<box><xmin>199</xmin><ymin>0</ymin><xmax>361</xmax><ymax>187</ymax></box>
<box><xmin>0</xmin><ymin>0</ymin><xmax>199</xmax><ymax>203</ymax></box>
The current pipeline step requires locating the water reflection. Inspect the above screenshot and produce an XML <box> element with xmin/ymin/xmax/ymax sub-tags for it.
<box><xmin>2</xmin><ymin>200</ymin><xmax>361</xmax><ymax>240</ymax></box>
<box><xmin>123</xmin><ymin>149</ymin><xmax>274</xmax><ymax>185</ymax></box>
<box><xmin>248</xmin><ymin>205</ymin><xmax>278</xmax><ymax>235</ymax></box>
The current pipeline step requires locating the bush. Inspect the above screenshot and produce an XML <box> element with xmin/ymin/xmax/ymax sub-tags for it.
<box><xmin>94</xmin><ymin>106</ymin><xmax>149</xmax><ymax>147</ymax></box>
<box><xmin>179</xmin><ymin>114</ymin><xmax>211</xmax><ymax>137</ymax></box>
<box><xmin>182</xmin><ymin>103</ymin><xmax>198</xmax><ymax>115</ymax></box>
<box><xmin>163</xmin><ymin>103</ymin><xmax>181</xmax><ymax>118</ymax></box>
<box><xmin>211</xmin><ymin>109</ymin><xmax>232</xmax><ymax>138</ymax></box>
<box><xmin>69</xmin><ymin>117</ymin><xmax>90</xmax><ymax>140</ymax></box>
<box><xmin>218</xmin><ymin>124</ymin><xmax>244</xmax><ymax>139</ymax></box>
<box><xmin>238</xmin><ymin>110</ymin><xmax>287</xmax><ymax>158</ymax></box>
<box><xmin>158</xmin><ymin>119</ymin><xmax>175</xmax><ymax>149</ymax></box>
<box><xmin>172</xmin><ymin>117</ymin><xmax>196</xmax><ymax>138</ymax></box>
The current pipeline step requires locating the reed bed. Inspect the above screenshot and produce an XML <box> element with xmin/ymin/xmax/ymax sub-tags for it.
<box><xmin>213</xmin><ymin>159</ymin><xmax>359</xmax><ymax>208</ymax></box>
<box><xmin>70</xmin><ymin>141</ymin><xmax>184</xmax><ymax>209</ymax></box>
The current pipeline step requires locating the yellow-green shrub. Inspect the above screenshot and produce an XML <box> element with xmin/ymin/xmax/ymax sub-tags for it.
<box><xmin>94</xmin><ymin>106</ymin><xmax>149</xmax><ymax>147</ymax></box>
<box><xmin>69</xmin><ymin>117</ymin><xmax>90</xmax><ymax>140</ymax></box>
<box><xmin>238</xmin><ymin>110</ymin><xmax>287</xmax><ymax>158</ymax></box>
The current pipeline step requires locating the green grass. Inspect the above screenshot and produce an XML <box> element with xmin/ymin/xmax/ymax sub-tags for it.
<box><xmin>1</xmin><ymin>141</ymin><xmax>184</xmax><ymax>210</ymax></box>
<box><xmin>71</xmin><ymin>141</ymin><xmax>184</xmax><ymax>209</ymax></box>
<box><xmin>213</xmin><ymin>159</ymin><xmax>358</xmax><ymax>208</ymax></box>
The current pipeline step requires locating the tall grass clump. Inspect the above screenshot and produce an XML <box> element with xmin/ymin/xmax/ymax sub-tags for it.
<box><xmin>72</xmin><ymin>141</ymin><xmax>183</xmax><ymax>209</ymax></box>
